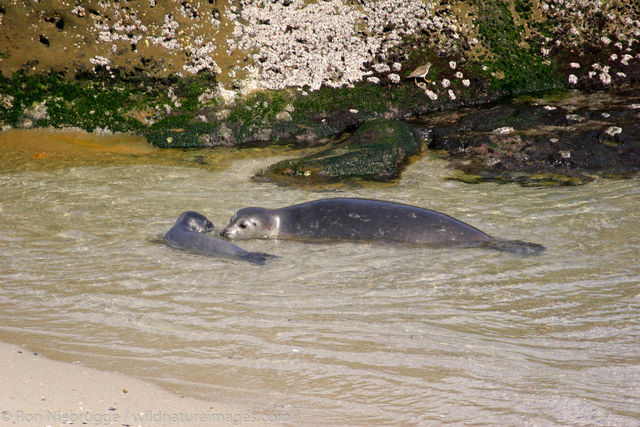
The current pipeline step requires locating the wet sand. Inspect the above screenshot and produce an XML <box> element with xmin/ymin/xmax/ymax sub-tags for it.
<box><xmin>0</xmin><ymin>342</ymin><xmax>288</xmax><ymax>426</ymax></box>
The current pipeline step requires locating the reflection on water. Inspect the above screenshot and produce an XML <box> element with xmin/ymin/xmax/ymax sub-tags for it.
<box><xmin>0</xmin><ymin>129</ymin><xmax>639</xmax><ymax>424</ymax></box>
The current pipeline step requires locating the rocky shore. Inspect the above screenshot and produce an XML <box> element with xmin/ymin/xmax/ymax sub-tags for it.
<box><xmin>414</xmin><ymin>87</ymin><xmax>640</xmax><ymax>186</ymax></box>
<box><xmin>1</xmin><ymin>0</ymin><xmax>639</xmax><ymax>185</ymax></box>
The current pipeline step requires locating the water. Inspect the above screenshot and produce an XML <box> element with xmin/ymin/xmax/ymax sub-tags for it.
<box><xmin>1</xmin><ymin>129</ymin><xmax>639</xmax><ymax>424</ymax></box>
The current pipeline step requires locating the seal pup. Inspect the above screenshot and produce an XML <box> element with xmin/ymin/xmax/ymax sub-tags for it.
<box><xmin>163</xmin><ymin>211</ymin><xmax>277</xmax><ymax>265</ymax></box>
<box><xmin>221</xmin><ymin>198</ymin><xmax>544</xmax><ymax>255</ymax></box>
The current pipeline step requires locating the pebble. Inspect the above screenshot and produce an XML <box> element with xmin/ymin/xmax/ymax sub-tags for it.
<box><xmin>605</xmin><ymin>126</ymin><xmax>622</xmax><ymax>136</ymax></box>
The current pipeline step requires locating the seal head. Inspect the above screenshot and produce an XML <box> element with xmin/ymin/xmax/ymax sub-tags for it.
<box><xmin>221</xmin><ymin>207</ymin><xmax>278</xmax><ymax>240</ymax></box>
<box><xmin>177</xmin><ymin>211</ymin><xmax>214</xmax><ymax>233</ymax></box>
<box><xmin>163</xmin><ymin>211</ymin><xmax>277</xmax><ymax>265</ymax></box>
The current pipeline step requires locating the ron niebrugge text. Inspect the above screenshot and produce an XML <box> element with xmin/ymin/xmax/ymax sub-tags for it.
<box><xmin>1</xmin><ymin>409</ymin><xmax>290</xmax><ymax>425</ymax></box>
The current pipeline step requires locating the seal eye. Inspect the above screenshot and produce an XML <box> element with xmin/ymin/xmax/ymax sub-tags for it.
<box><xmin>239</xmin><ymin>223</ymin><xmax>247</xmax><ymax>229</ymax></box>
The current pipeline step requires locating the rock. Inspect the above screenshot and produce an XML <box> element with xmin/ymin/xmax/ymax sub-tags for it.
<box><xmin>275</xmin><ymin>111</ymin><xmax>292</xmax><ymax>121</ymax></box>
<box><xmin>23</xmin><ymin>101</ymin><xmax>49</xmax><ymax>122</ymax></box>
<box><xmin>255</xmin><ymin>119</ymin><xmax>424</xmax><ymax>185</ymax></box>
<box><xmin>1</xmin><ymin>0</ymin><xmax>639</xmax><ymax>160</ymax></box>
<box><xmin>418</xmin><ymin>88</ymin><xmax>640</xmax><ymax>186</ymax></box>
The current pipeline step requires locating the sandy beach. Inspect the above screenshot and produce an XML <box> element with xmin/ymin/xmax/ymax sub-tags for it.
<box><xmin>0</xmin><ymin>342</ymin><xmax>290</xmax><ymax>426</ymax></box>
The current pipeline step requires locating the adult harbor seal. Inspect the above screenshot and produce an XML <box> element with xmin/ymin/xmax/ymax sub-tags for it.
<box><xmin>163</xmin><ymin>211</ymin><xmax>277</xmax><ymax>265</ymax></box>
<box><xmin>221</xmin><ymin>198</ymin><xmax>545</xmax><ymax>255</ymax></box>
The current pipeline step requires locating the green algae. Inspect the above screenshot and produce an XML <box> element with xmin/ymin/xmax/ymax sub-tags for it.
<box><xmin>293</xmin><ymin>84</ymin><xmax>387</xmax><ymax>118</ymax></box>
<box><xmin>145</xmin><ymin>120</ymin><xmax>220</xmax><ymax>148</ymax></box>
<box><xmin>514</xmin><ymin>0</ymin><xmax>533</xmax><ymax>21</ymax></box>
<box><xmin>473</xmin><ymin>0</ymin><xmax>559</xmax><ymax>95</ymax></box>
<box><xmin>0</xmin><ymin>71</ymin><xmax>146</xmax><ymax>132</ymax></box>
<box><xmin>0</xmin><ymin>70</ymin><xmax>220</xmax><ymax>141</ymax></box>
<box><xmin>256</xmin><ymin>118</ymin><xmax>422</xmax><ymax>185</ymax></box>
<box><xmin>147</xmin><ymin>82</ymin><xmax>421</xmax><ymax>149</ymax></box>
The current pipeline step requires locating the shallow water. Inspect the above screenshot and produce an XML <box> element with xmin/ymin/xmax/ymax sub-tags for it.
<box><xmin>0</xmin><ymin>129</ymin><xmax>639</xmax><ymax>424</ymax></box>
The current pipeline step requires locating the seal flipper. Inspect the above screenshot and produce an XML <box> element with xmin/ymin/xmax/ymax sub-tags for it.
<box><xmin>481</xmin><ymin>238</ymin><xmax>546</xmax><ymax>256</ymax></box>
<box><xmin>240</xmin><ymin>251</ymin><xmax>280</xmax><ymax>266</ymax></box>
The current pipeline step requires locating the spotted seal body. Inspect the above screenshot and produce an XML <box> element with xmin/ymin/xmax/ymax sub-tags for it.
<box><xmin>163</xmin><ymin>211</ymin><xmax>276</xmax><ymax>265</ymax></box>
<box><xmin>221</xmin><ymin>198</ymin><xmax>544</xmax><ymax>255</ymax></box>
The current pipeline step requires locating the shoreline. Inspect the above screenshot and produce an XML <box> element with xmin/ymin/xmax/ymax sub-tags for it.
<box><xmin>0</xmin><ymin>341</ymin><xmax>290</xmax><ymax>426</ymax></box>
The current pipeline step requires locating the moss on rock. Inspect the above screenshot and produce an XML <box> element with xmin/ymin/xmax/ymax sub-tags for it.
<box><xmin>0</xmin><ymin>71</ymin><xmax>147</xmax><ymax>132</ymax></box>
<box><xmin>255</xmin><ymin>118</ymin><xmax>424</xmax><ymax>185</ymax></box>
<box><xmin>473</xmin><ymin>0</ymin><xmax>559</xmax><ymax>95</ymax></box>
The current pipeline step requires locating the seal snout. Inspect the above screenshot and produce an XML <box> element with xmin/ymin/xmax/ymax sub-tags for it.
<box><xmin>220</xmin><ymin>226</ymin><xmax>234</xmax><ymax>239</ymax></box>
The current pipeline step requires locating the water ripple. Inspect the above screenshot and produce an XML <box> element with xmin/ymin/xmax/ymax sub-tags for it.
<box><xmin>0</xmin><ymin>161</ymin><xmax>639</xmax><ymax>424</ymax></box>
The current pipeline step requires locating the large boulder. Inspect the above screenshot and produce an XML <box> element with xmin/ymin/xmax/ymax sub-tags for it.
<box><xmin>255</xmin><ymin>119</ymin><xmax>426</xmax><ymax>185</ymax></box>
